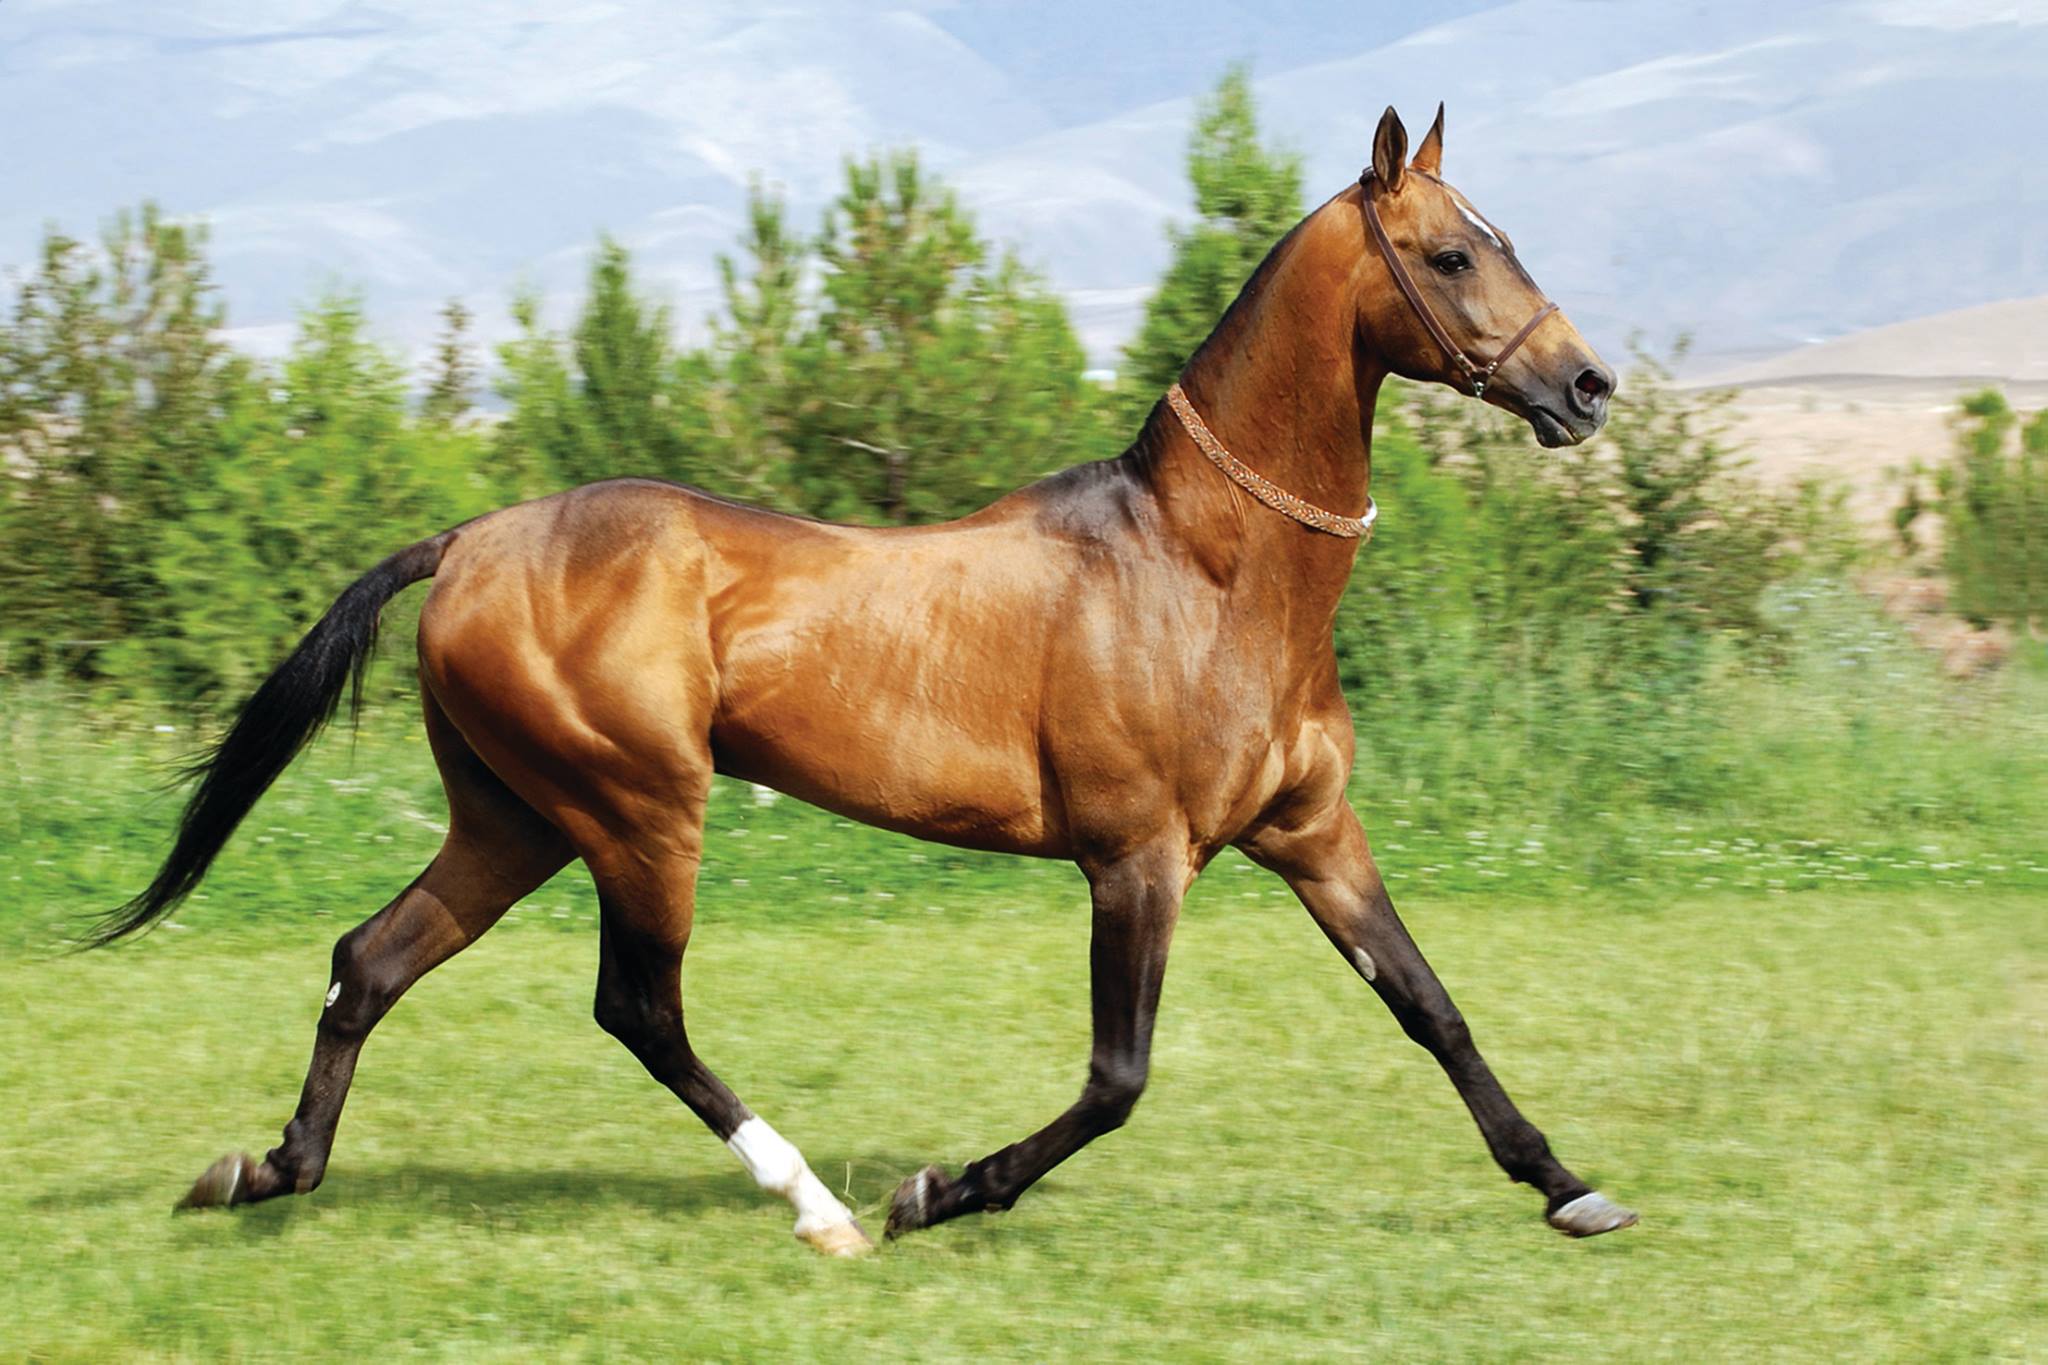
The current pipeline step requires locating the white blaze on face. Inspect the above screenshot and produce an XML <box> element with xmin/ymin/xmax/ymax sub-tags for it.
<box><xmin>1448</xmin><ymin>192</ymin><xmax>1505</xmax><ymax>250</ymax></box>
<box><xmin>725</xmin><ymin>1115</ymin><xmax>857</xmax><ymax>1238</ymax></box>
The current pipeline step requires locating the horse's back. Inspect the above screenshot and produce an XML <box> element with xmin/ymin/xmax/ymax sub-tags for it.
<box><xmin>414</xmin><ymin>478</ymin><xmax>1089</xmax><ymax>854</ymax></box>
<box><xmin>695</xmin><ymin>487</ymin><xmax>1089</xmax><ymax>854</ymax></box>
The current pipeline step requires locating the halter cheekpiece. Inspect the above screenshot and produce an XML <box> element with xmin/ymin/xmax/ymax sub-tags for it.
<box><xmin>1358</xmin><ymin>167</ymin><xmax>1558</xmax><ymax>399</ymax></box>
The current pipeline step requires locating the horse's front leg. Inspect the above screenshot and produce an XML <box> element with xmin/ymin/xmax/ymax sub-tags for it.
<box><xmin>1241</xmin><ymin>800</ymin><xmax>1636</xmax><ymax>1237</ymax></box>
<box><xmin>885</xmin><ymin>841</ymin><xmax>1187</xmax><ymax>1237</ymax></box>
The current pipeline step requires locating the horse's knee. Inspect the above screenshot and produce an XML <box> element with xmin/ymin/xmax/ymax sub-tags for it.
<box><xmin>1081</xmin><ymin>1057</ymin><xmax>1148</xmax><ymax>1131</ymax></box>
<box><xmin>1396</xmin><ymin>998</ymin><xmax>1471</xmax><ymax>1056</ymax></box>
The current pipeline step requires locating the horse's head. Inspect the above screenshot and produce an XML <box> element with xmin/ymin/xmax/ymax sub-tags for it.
<box><xmin>1356</xmin><ymin>104</ymin><xmax>1612</xmax><ymax>448</ymax></box>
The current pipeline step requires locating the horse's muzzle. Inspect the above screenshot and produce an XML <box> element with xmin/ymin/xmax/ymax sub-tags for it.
<box><xmin>1567</xmin><ymin>364</ymin><xmax>1614</xmax><ymax>427</ymax></box>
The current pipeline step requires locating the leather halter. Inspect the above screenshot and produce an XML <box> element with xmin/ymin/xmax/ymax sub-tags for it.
<box><xmin>1360</xmin><ymin>168</ymin><xmax>1557</xmax><ymax>399</ymax></box>
<box><xmin>1165</xmin><ymin>382</ymin><xmax>1377</xmax><ymax>540</ymax></box>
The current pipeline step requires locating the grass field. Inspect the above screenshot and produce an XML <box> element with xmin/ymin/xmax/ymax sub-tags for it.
<box><xmin>4</xmin><ymin>887</ymin><xmax>2042</xmax><ymax>1360</ymax></box>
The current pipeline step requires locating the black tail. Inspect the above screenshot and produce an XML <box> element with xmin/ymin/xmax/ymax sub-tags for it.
<box><xmin>83</xmin><ymin>534</ymin><xmax>451</xmax><ymax>948</ymax></box>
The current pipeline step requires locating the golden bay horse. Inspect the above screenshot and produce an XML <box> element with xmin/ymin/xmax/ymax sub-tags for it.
<box><xmin>99</xmin><ymin>105</ymin><xmax>1635</xmax><ymax>1254</ymax></box>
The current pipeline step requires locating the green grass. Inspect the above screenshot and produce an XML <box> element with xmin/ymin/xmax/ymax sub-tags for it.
<box><xmin>4</xmin><ymin>891</ymin><xmax>2042</xmax><ymax>1361</ymax></box>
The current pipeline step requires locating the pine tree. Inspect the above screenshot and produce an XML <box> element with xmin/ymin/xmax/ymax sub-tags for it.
<box><xmin>0</xmin><ymin>206</ymin><xmax>240</xmax><ymax>687</ymax></box>
<box><xmin>421</xmin><ymin>298</ymin><xmax>477</xmax><ymax>427</ymax></box>
<box><xmin>686</xmin><ymin>181</ymin><xmax>811</xmax><ymax>508</ymax></box>
<box><xmin>572</xmin><ymin>237</ymin><xmax>685</xmax><ymax>482</ymax></box>
<box><xmin>1116</xmin><ymin>66</ymin><xmax>1303</xmax><ymax>422</ymax></box>
<box><xmin>789</xmin><ymin>150</ymin><xmax>1109</xmax><ymax>522</ymax></box>
<box><xmin>493</xmin><ymin>290</ymin><xmax>590</xmax><ymax>492</ymax></box>
<box><xmin>1939</xmin><ymin>391</ymin><xmax>2047</xmax><ymax>635</ymax></box>
<box><xmin>154</xmin><ymin>293</ymin><xmax>513</xmax><ymax>703</ymax></box>
<box><xmin>717</xmin><ymin>184</ymin><xmax>806</xmax><ymax>396</ymax></box>
<box><xmin>793</xmin><ymin>151</ymin><xmax>982</xmax><ymax>521</ymax></box>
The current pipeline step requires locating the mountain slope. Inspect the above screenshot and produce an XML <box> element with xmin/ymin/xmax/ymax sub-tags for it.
<box><xmin>1699</xmin><ymin>295</ymin><xmax>2048</xmax><ymax>388</ymax></box>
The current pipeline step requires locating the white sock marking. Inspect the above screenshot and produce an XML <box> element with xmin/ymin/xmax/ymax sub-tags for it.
<box><xmin>726</xmin><ymin>1115</ymin><xmax>855</xmax><ymax>1237</ymax></box>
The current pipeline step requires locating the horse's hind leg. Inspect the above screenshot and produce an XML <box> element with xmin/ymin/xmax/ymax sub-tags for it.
<box><xmin>178</xmin><ymin>693</ymin><xmax>572</xmax><ymax>1209</ymax></box>
<box><xmin>575</xmin><ymin>776</ymin><xmax>872</xmax><ymax>1257</ymax></box>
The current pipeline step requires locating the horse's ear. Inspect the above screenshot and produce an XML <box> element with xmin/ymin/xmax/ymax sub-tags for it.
<box><xmin>1411</xmin><ymin>102</ymin><xmax>1445</xmax><ymax>176</ymax></box>
<box><xmin>1370</xmin><ymin>105</ymin><xmax>1407</xmax><ymax>192</ymax></box>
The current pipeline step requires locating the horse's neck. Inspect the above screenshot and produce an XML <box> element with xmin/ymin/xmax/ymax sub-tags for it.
<box><xmin>1133</xmin><ymin>199</ymin><xmax>1382</xmax><ymax>609</ymax></box>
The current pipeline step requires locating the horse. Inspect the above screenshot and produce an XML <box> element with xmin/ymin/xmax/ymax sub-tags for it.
<box><xmin>96</xmin><ymin>104</ymin><xmax>1635</xmax><ymax>1255</ymax></box>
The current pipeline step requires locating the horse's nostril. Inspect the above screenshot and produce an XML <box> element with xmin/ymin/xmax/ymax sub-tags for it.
<box><xmin>1575</xmin><ymin>368</ymin><xmax>1611</xmax><ymax>402</ymax></box>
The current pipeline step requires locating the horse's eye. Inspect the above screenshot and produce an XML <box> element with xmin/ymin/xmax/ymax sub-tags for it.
<box><xmin>1431</xmin><ymin>251</ymin><xmax>1471</xmax><ymax>276</ymax></box>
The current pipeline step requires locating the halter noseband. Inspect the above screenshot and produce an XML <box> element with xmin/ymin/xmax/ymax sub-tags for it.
<box><xmin>1359</xmin><ymin>168</ymin><xmax>1557</xmax><ymax>399</ymax></box>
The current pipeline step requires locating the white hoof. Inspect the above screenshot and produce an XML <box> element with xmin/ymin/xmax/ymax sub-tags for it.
<box><xmin>1548</xmin><ymin>1191</ymin><xmax>1638</xmax><ymax>1238</ymax></box>
<box><xmin>797</xmin><ymin>1218</ymin><xmax>876</xmax><ymax>1257</ymax></box>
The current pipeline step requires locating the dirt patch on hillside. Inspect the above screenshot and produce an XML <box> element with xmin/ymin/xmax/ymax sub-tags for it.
<box><xmin>1690</xmin><ymin>378</ymin><xmax>2031</xmax><ymax>677</ymax></box>
<box><xmin>1690</xmin><ymin>377</ymin><xmax>2048</xmax><ymax>539</ymax></box>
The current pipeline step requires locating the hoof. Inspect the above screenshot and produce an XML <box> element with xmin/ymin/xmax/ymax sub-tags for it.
<box><xmin>798</xmin><ymin>1217</ymin><xmax>876</xmax><ymax>1258</ymax></box>
<box><xmin>884</xmin><ymin>1164</ymin><xmax>949</xmax><ymax>1240</ymax></box>
<box><xmin>176</xmin><ymin>1152</ymin><xmax>256</xmax><ymax>1211</ymax></box>
<box><xmin>1548</xmin><ymin>1190</ymin><xmax>1638</xmax><ymax>1238</ymax></box>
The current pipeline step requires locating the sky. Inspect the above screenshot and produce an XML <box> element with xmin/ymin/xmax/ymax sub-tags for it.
<box><xmin>3</xmin><ymin>0</ymin><xmax>2045</xmax><ymax>375</ymax></box>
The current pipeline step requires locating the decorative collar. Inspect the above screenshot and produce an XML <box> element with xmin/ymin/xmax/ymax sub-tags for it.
<box><xmin>1165</xmin><ymin>383</ymin><xmax>1377</xmax><ymax>540</ymax></box>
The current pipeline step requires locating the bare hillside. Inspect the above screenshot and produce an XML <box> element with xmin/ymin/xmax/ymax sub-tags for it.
<box><xmin>1699</xmin><ymin>296</ymin><xmax>2048</xmax><ymax>392</ymax></box>
<box><xmin>1682</xmin><ymin>298</ymin><xmax>2048</xmax><ymax>533</ymax></box>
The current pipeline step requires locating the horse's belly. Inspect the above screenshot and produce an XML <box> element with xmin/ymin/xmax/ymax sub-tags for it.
<box><xmin>700</xmin><ymin>524</ymin><xmax>1074</xmax><ymax>855</ymax></box>
<box><xmin>709</xmin><ymin>699</ymin><xmax>1060</xmax><ymax>857</ymax></box>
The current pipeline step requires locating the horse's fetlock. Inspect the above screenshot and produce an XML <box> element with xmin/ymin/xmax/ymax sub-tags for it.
<box><xmin>259</xmin><ymin>1136</ymin><xmax>323</xmax><ymax>1197</ymax></box>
